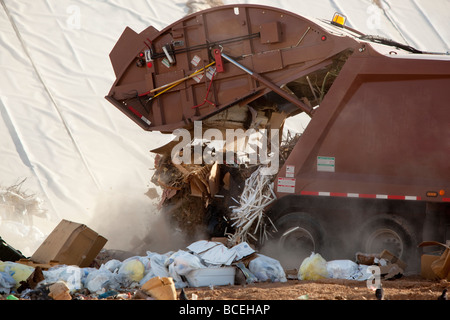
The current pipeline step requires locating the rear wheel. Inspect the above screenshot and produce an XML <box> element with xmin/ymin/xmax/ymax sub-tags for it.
<box><xmin>263</xmin><ymin>212</ymin><xmax>325</xmax><ymax>270</ymax></box>
<box><xmin>358</xmin><ymin>214</ymin><xmax>418</xmax><ymax>271</ymax></box>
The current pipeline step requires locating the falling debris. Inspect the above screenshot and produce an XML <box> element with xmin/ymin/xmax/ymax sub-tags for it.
<box><xmin>227</xmin><ymin>166</ymin><xmax>277</xmax><ymax>245</ymax></box>
<box><xmin>0</xmin><ymin>179</ymin><xmax>48</xmax><ymax>224</ymax></box>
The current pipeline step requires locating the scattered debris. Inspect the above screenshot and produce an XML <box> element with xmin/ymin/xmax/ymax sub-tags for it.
<box><xmin>298</xmin><ymin>249</ymin><xmax>406</xmax><ymax>282</ymax></box>
<box><xmin>356</xmin><ymin>249</ymin><xmax>406</xmax><ymax>280</ymax></box>
<box><xmin>48</xmin><ymin>281</ymin><xmax>71</xmax><ymax>300</ymax></box>
<box><xmin>17</xmin><ymin>266</ymin><xmax>45</xmax><ymax>292</ymax></box>
<box><xmin>375</xmin><ymin>284</ymin><xmax>385</xmax><ymax>300</ymax></box>
<box><xmin>437</xmin><ymin>288</ymin><xmax>448</xmax><ymax>300</ymax></box>
<box><xmin>179</xmin><ymin>287</ymin><xmax>188</xmax><ymax>300</ymax></box>
<box><xmin>418</xmin><ymin>241</ymin><xmax>450</xmax><ymax>281</ymax></box>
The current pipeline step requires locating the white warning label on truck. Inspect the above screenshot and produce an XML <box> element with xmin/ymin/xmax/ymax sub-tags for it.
<box><xmin>277</xmin><ymin>177</ymin><xmax>296</xmax><ymax>193</ymax></box>
<box><xmin>191</xmin><ymin>55</ymin><xmax>201</xmax><ymax>67</ymax></box>
<box><xmin>317</xmin><ymin>156</ymin><xmax>335</xmax><ymax>172</ymax></box>
<box><xmin>286</xmin><ymin>165</ymin><xmax>295</xmax><ymax>178</ymax></box>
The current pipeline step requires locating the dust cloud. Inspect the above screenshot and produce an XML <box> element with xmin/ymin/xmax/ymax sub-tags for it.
<box><xmin>88</xmin><ymin>190</ymin><xmax>189</xmax><ymax>256</ymax></box>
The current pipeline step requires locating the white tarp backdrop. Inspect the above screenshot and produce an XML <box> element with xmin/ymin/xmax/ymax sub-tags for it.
<box><xmin>0</xmin><ymin>0</ymin><xmax>448</xmax><ymax>255</ymax></box>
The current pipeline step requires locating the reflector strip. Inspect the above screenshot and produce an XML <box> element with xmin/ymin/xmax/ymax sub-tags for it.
<box><xmin>300</xmin><ymin>191</ymin><xmax>422</xmax><ymax>201</ymax></box>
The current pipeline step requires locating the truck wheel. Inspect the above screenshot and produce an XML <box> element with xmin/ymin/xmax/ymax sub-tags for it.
<box><xmin>267</xmin><ymin>212</ymin><xmax>324</xmax><ymax>269</ymax></box>
<box><xmin>358</xmin><ymin>214</ymin><xmax>417</xmax><ymax>269</ymax></box>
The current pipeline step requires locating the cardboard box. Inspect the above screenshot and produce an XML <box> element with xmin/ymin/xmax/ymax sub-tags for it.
<box><xmin>141</xmin><ymin>276</ymin><xmax>177</xmax><ymax>300</ymax></box>
<box><xmin>420</xmin><ymin>254</ymin><xmax>441</xmax><ymax>280</ymax></box>
<box><xmin>31</xmin><ymin>219</ymin><xmax>107</xmax><ymax>267</ymax></box>
<box><xmin>419</xmin><ymin>241</ymin><xmax>450</xmax><ymax>281</ymax></box>
<box><xmin>380</xmin><ymin>249</ymin><xmax>407</xmax><ymax>271</ymax></box>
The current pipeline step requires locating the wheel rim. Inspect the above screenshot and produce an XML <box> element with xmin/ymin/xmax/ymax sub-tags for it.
<box><xmin>365</xmin><ymin>228</ymin><xmax>404</xmax><ymax>258</ymax></box>
<box><xmin>279</xmin><ymin>226</ymin><xmax>316</xmax><ymax>254</ymax></box>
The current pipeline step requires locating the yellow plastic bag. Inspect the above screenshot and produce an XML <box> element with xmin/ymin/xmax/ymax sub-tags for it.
<box><xmin>0</xmin><ymin>261</ymin><xmax>34</xmax><ymax>287</ymax></box>
<box><xmin>298</xmin><ymin>253</ymin><xmax>329</xmax><ymax>280</ymax></box>
<box><xmin>118</xmin><ymin>258</ymin><xmax>145</xmax><ymax>282</ymax></box>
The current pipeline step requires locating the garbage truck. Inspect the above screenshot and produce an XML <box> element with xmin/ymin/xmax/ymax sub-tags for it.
<box><xmin>105</xmin><ymin>4</ymin><xmax>450</xmax><ymax>270</ymax></box>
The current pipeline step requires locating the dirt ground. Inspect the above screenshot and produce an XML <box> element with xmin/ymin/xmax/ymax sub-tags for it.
<box><xmin>179</xmin><ymin>275</ymin><xmax>448</xmax><ymax>300</ymax></box>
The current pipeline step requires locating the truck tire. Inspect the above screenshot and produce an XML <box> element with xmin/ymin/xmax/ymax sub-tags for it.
<box><xmin>268</xmin><ymin>212</ymin><xmax>325</xmax><ymax>269</ymax></box>
<box><xmin>357</xmin><ymin>214</ymin><xmax>418</xmax><ymax>270</ymax></box>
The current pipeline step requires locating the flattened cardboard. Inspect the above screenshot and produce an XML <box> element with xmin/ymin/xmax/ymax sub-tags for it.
<box><xmin>31</xmin><ymin>219</ymin><xmax>107</xmax><ymax>267</ymax></box>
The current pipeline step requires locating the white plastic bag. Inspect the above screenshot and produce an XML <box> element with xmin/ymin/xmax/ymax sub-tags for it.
<box><xmin>169</xmin><ymin>250</ymin><xmax>205</xmax><ymax>276</ymax></box>
<box><xmin>326</xmin><ymin>260</ymin><xmax>359</xmax><ymax>280</ymax></box>
<box><xmin>248</xmin><ymin>254</ymin><xmax>287</xmax><ymax>282</ymax></box>
<box><xmin>103</xmin><ymin>259</ymin><xmax>122</xmax><ymax>273</ymax></box>
<box><xmin>166</xmin><ymin>250</ymin><xmax>206</xmax><ymax>289</ymax></box>
<box><xmin>84</xmin><ymin>266</ymin><xmax>121</xmax><ymax>293</ymax></box>
<box><xmin>43</xmin><ymin>265</ymin><xmax>84</xmax><ymax>292</ymax></box>
<box><xmin>151</xmin><ymin>253</ymin><xmax>172</xmax><ymax>276</ymax></box>
<box><xmin>298</xmin><ymin>253</ymin><xmax>329</xmax><ymax>280</ymax></box>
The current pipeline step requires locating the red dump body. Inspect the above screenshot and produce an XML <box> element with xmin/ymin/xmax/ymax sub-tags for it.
<box><xmin>106</xmin><ymin>4</ymin><xmax>450</xmax><ymax>267</ymax></box>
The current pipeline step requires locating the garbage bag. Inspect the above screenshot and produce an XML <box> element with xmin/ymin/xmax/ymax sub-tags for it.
<box><xmin>85</xmin><ymin>266</ymin><xmax>121</xmax><ymax>293</ymax></box>
<box><xmin>103</xmin><ymin>259</ymin><xmax>122</xmax><ymax>273</ymax></box>
<box><xmin>0</xmin><ymin>271</ymin><xmax>16</xmax><ymax>294</ymax></box>
<box><xmin>0</xmin><ymin>261</ymin><xmax>34</xmax><ymax>288</ymax></box>
<box><xmin>118</xmin><ymin>258</ymin><xmax>145</xmax><ymax>282</ymax></box>
<box><xmin>248</xmin><ymin>254</ymin><xmax>287</xmax><ymax>282</ymax></box>
<box><xmin>138</xmin><ymin>252</ymin><xmax>171</xmax><ymax>286</ymax></box>
<box><xmin>298</xmin><ymin>253</ymin><xmax>329</xmax><ymax>280</ymax></box>
<box><xmin>168</xmin><ymin>250</ymin><xmax>205</xmax><ymax>276</ymax></box>
<box><xmin>326</xmin><ymin>260</ymin><xmax>359</xmax><ymax>280</ymax></box>
<box><xmin>166</xmin><ymin>250</ymin><xmax>205</xmax><ymax>289</ymax></box>
<box><xmin>43</xmin><ymin>265</ymin><xmax>84</xmax><ymax>292</ymax></box>
<box><xmin>149</xmin><ymin>252</ymin><xmax>171</xmax><ymax>278</ymax></box>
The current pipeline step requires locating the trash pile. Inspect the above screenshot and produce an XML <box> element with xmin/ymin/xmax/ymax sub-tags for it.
<box><xmin>0</xmin><ymin>219</ymin><xmax>287</xmax><ymax>300</ymax></box>
<box><xmin>296</xmin><ymin>250</ymin><xmax>406</xmax><ymax>282</ymax></box>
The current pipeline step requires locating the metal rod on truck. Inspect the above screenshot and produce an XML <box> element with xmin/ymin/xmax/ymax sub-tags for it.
<box><xmin>220</xmin><ymin>52</ymin><xmax>313</xmax><ymax>116</ymax></box>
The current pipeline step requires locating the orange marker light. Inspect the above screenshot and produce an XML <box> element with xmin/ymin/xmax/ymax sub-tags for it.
<box><xmin>331</xmin><ymin>13</ymin><xmax>346</xmax><ymax>27</ymax></box>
